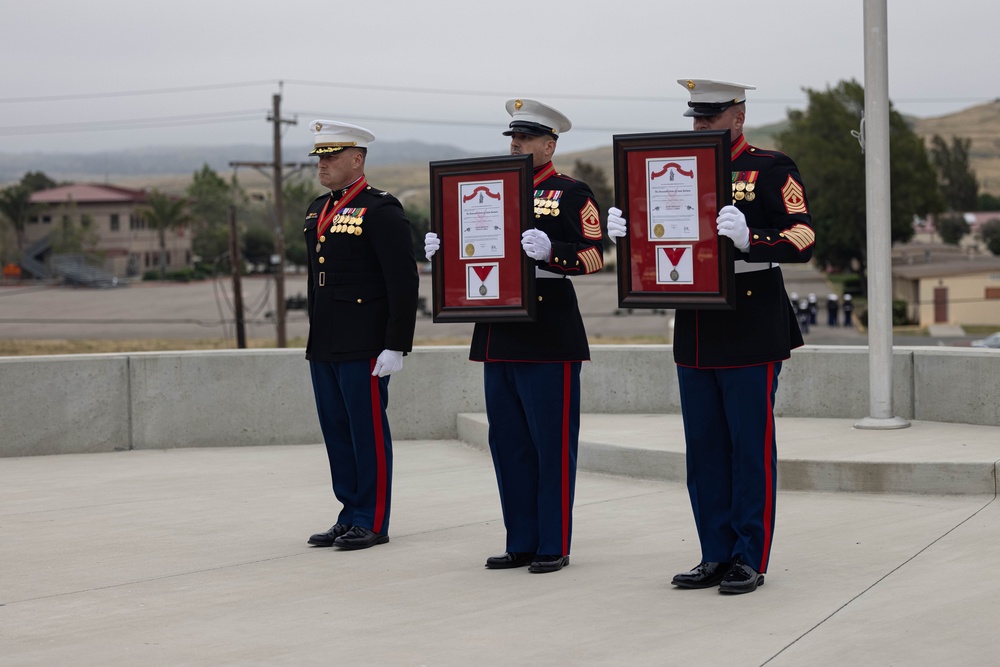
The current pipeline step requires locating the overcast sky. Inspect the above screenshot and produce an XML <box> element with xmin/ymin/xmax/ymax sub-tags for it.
<box><xmin>1</xmin><ymin>0</ymin><xmax>996</xmax><ymax>157</ymax></box>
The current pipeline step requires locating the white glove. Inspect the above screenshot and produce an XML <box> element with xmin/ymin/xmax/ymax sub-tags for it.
<box><xmin>423</xmin><ymin>232</ymin><xmax>440</xmax><ymax>261</ymax></box>
<box><xmin>372</xmin><ymin>349</ymin><xmax>403</xmax><ymax>377</ymax></box>
<box><xmin>716</xmin><ymin>205</ymin><xmax>751</xmax><ymax>252</ymax></box>
<box><xmin>521</xmin><ymin>228</ymin><xmax>552</xmax><ymax>262</ymax></box>
<box><xmin>606</xmin><ymin>207</ymin><xmax>627</xmax><ymax>244</ymax></box>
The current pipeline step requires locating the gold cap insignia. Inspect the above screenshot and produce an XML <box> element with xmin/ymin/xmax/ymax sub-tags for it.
<box><xmin>687</xmin><ymin>80</ymin><xmax>696</xmax><ymax>89</ymax></box>
<box><xmin>514</xmin><ymin>99</ymin><xmax>523</xmax><ymax>110</ymax></box>
<box><xmin>315</xmin><ymin>122</ymin><xmax>322</xmax><ymax>131</ymax></box>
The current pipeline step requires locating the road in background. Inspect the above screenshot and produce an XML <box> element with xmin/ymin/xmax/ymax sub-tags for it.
<box><xmin>0</xmin><ymin>263</ymin><xmax>981</xmax><ymax>347</ymax></box>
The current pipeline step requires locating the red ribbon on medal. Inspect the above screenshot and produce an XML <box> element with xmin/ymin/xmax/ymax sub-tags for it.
<box><xmin>662</xmin><ymin>247</ymin><xmax>687</xmax><ymax>267</ymax></box>
<box><xmin>317</xmin><ymin>176</ymin><xmax>368</xmax><ymax>238</ymax></box>
<box><xmin>472</xmin><ymin>265</ymin><xmax>494</xmax><ymax>282</ymax></box>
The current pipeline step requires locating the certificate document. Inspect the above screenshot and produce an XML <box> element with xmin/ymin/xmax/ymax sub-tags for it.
<box><xmin>646</xmin><ymin>156</ymin><xmax>700</xmax><ymax>241</ymax></box>
<box><xmin>459</xmin><ymin>180</ymin><xmax>505</xmax><ymax>259</ymax></box>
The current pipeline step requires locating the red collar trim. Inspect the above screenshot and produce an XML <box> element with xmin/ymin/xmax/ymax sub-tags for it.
<box><xmin>731</xmin><ymin>135</ymin><xmax>749</xmax><ymax>160</ymax></box>
<box><xmin>533</xmin><ymin>162</ymin><xmax>557</xmax><ymax>187</ymax></box>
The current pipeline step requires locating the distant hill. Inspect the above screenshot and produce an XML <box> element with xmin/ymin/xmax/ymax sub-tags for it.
<box><xmin>559</xmin><ymin>102</ymin><xmax>1000</xmax><ymax>199</ymax></box>
<box><xmin>0</xmin><ymin>141</ymin><xmax>476</xmax><ymax>185</ymax></box>
<box><xmin>911</xmin><ymin>100</ymin><xmax>1000</xmax><ymax>196</ymax></box>
<box><xmin>4</xmin><ymin>101</ymin><xmax>999</xmax><ymax>200</ymax></box>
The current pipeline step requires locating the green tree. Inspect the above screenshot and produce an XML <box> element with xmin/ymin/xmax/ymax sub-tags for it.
<box><xmin>404</xmin><ymin>204</ymin><xmax>430</xmax><ymax>263</ymax></box>
<box><xmin>570</xmin><ymin>160</ymin><xmax>614</xmax><ymax>214</ymax></box>
<box><xmin>980</xmin><ymin>218</ymin><xmax>1000</xmax><ymax>255</ymax></box>
<box><xmin>192</xmin><ymin>224</ymin><xmax>231</xmax><ymax>271</ymax></box>
<box><xmin>50</xmin><ymin>205</ymin><xmax>100</xmax><ymax>256</ymax></box>
<box><xmin>140</xmin><ymin>190</ymin><xmax>191</xmax><ymax>279</ymax></box>
<box><xmin>935</xmin><ymin>214</ymin><xmax>970</xmax><ymax>245</ymax></box>
<box><xmin>0</xmin><ymin>184</ymin><xmax>36</xmax><ymax>256</ymax></box>
<box><xmin>929</xmin><ymin>135</ymin><xmax>978</xmax><ymax>212</ymax></box>
<box><xmin>186</xmin><ymin>164</ymin><xmax>233</xmax><ymax>228</ymax></box>
<box><xmin>777</xmin><ymin>79</ymin><xmax>942</xmax><ymax>276</ymax></box>
<box><xmin>20</xmin><ymin>171</ymin><xmax>57</xmax><ymax>192</ymax></box>
<box><xmin>570</xmin><ymin>159</ymin><xmax>613</xmax><ymax>241</ymax></box>
<box><xmin>242</xmin><ymin>225</ymin><xmax>274</xmax><ymax>268</ymax></box>
<box><xmin>282</xmin><ymin>177</ymin><xmax>320</xmax><ymax>268</ymax></box>
<box><xmin>979</xmin><ymin>193</ymin><xmax>1000</xmax><ymax>211</ymax></box>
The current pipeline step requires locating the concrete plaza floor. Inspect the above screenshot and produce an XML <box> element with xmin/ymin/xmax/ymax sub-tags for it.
<box><xmin>3</xmin><ymin>419</ymin><xmax>999</xmax><ymax>666</ymax></box>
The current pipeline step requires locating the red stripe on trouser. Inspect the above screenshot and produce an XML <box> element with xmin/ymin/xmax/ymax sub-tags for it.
<box><xmin>369</xmin><ymin>360</ymin><xmax>387</xmax><ymax>534</ymax></box>
<box><xmin>561</xmin><ymin>362</ymin><xmax>571</xmax><ymax>556</ymax></box>
<box><xmin>759</xmin><ymin>362</ymin><xmax>776</xmax><ymax>571</ymax></box>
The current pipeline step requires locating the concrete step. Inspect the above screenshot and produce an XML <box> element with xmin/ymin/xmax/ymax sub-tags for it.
<box><xmin>457</xmin><ymin>413</ymin><xmax>1000</xmax><ymax>496</ymax></box>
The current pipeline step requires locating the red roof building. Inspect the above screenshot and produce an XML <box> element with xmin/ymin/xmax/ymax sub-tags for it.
<box><xmin>26</xmin><ymin>183</ymin><xmax>192</xmax><ymax>279</ymax></box>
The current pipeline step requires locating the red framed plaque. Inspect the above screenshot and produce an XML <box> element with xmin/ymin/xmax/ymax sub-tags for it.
<box><xmin>429</xmin><ymin>154</ymin><xmax>536</xmax><ymax>323</ymax></box>
<box><xmin>613</xmin><ymin>130</ymin><xmax>734</xmax><ymax>310</ymax></box>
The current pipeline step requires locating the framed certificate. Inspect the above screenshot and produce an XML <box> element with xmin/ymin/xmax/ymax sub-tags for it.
<box><xmin>612</xmin><ymin>130</ymin><xmax>735</xmax><ymax>310</ymax></box>
<box><xmin>429</xmin><ymin>154</ymin><xmax>536</xmax><ymax>323</ymax></box>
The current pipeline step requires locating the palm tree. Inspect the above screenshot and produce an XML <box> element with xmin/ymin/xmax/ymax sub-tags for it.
<box><xmin>139</xmin><ymin>190</ymin><xmax>191</xmax><ymax>279</ymax></box>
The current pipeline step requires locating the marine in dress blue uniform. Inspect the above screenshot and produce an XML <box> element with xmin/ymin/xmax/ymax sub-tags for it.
<box><xmin>303</xmin><ymin>120</ymin><xmax>419</xmax><ymax>551</ymax></box>
<box><xmin>424</xmin><ymin>99</ymin><xmax>604</xmax><ymax>573</ymax></box>
<box><xmin>607</xmin><ymin>80</ymin><xmax>814</xmax><ymax>593</ymax></box>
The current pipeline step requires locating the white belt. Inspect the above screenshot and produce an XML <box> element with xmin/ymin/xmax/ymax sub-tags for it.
<box><xmin>536</xmin><ymin>267</ymin><xmax>568</xmax><ymax>279</ymax></box>
<box><xmin>734</xmin><ymin>261</ymin><xmax>776</xmax><ymax>274</ymax></box>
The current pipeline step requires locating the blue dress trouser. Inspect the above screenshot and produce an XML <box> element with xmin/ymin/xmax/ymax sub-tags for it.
<box><xmin>484</xmin><ymin>361</ymin><xmax>581</xmax><ymax>557</ymax></box>
<box><xmin>677</xmin><ymin>362</ymin><xmax>781</xmax><ymax>573</ymax></box>
<box><xmin>309</xmin><ymin>359</ymin><xmax>392</xmax><ymax>535</ymax></box>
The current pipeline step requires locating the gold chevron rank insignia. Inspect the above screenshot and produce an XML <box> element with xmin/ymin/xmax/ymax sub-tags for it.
<box><xmin>577</xmin><ymin>246</ymin><xmax>603</xmax><ymax>273</ymax></box>
<box><xmin>781</xmin><ymin>176</ymin><xmax>808</xmax><ymax>214</ymax></box>
<box><xmin>781</xmin><ymin>223</ymin><xmax>815</xmax><ymax>251</ymax></box>
<box><xmin>580</xmin><ymin>199</ymin><xmax>602</xmax><ymax>239</ymax></box>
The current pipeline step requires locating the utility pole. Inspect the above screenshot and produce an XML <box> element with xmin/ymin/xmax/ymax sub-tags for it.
<box><xmin>270</xmin><ymin>93</ymin><xmax>289</xmax><ymax>347</ymax></box>
<box><xmin>227</xmin><ymin>205</ymin><xmax>247</xmax><ymax>349</ymax></box>
<box><xmin>230</xmin><ymin>85</ymin><xmax>307</xmax><ymax>348</ymax></box>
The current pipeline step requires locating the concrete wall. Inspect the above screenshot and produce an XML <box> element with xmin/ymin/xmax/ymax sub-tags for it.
<box><xmin>2</xmin><ymin>345</ymin><xmax>998</xmax><ymax>457</ymax></box>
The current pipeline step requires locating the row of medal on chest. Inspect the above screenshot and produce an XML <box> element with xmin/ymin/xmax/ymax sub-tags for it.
<box><xmin>312</xmin><ymin>214</ymin><xmax>364</xmax><ymax>255</ymax></box>
<box><xmin>535</xmin><ymin>196</ymin><xmax>560</xmax><ymax>217</ymax></box>
<box><xmin>733</xmin><ymin>180</ymin><xmax>756</xmax><ymax>201</ymax></box>
<box><xmin>322</xmin><ymin>213</ymin><xmax>365</xmax><ymax>241</ymax></box>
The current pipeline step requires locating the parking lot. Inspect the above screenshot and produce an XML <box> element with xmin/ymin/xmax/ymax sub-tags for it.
<box><xmin>0</xmin><ymin>264</ymin><xmax>898</xmax><ymax>347</ymax></box>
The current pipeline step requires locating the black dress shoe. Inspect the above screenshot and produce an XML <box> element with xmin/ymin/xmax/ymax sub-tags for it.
<box><xmin>333</xmin><ymin>526</ymin><xmax>389</xmax><ymax>550</ymax></box>
<box><xmin>307</xmin><ymin>523</ymin><xmax>350</xmax><ymax>547</ymax></box>
<box><xmin>528</xmin><ymin>555</ymin><xmax>569</xmax><ymax>573</ymax></box>
<box><xmin>718</xmin><ymin>557</ymin><xmax>764</xmax><ymax>594</ymax></box>
<box><xmin>671</xmin><ymin>561</ymin><xmax>731</xmax><ymax>588</ymax></box>
<box><xmin>485</xmin><ymin>552</ymin><xmax>535</xmax><ymax>569</ymax></box>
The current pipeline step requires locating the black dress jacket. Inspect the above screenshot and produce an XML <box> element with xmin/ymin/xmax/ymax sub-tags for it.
<box><xmin>470</xmin><ymin>163</ymin><xmax>604</xmax><ymax>362</ymax></box>
<box><xmin>303</xmin><ymin>180</ymin><xmax>419</xmax><ymax>362</ymax></box>
<box><xmin>673</xmin><ymin>134</ymin><xmax>815</xmax><ymax>369</ymax></box>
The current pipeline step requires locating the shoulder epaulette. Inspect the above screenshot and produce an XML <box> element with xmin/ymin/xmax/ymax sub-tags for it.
<box><xmin>364</xmin><ymin>185</ymin><xmax>391</xmax><ymax>197</ymax></box>
<box><xmin>548</xmin><ymin>172</ymin><xmax>580</xmax><ymax>185</ymax></box>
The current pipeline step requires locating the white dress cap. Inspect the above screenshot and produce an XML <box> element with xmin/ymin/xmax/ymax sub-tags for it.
<box><xmin>677</xmin><ymin>79</ymin><xmax>756</xmax><ymax>117</ymax></box>
<box><xmin>308</xmin><ymin>120</ymin><xmax>376</xmax><ymax>156</ymax></box>
<box><xmin>502</xmin><ymin>98</ymin><xmax>572</xmax><ymax>139</ymax></box>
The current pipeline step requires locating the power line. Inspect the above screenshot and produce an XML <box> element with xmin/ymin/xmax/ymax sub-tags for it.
<box><xmin>285</xmin><ymin>108</ymin><xmax>660</xmax><ymax>134</ymax></box>
<box><xmin>0</xmin><ymin>81</ymin><xmax>276</xmax><ymax>104</ymax></box>
<box><xmin>0</xmin><ymin>110</ymin><xmax>267</xmax><ymax>136</ymax></box>
<box><xmin>2</xmin><ymin>77</ymin><xmax>991</xmax><ymax>107</ymax></box>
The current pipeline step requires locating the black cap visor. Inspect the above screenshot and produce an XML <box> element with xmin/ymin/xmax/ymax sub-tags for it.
<box><xmin>502</xmin><ymin>121</ymin><xmax>558</xmax><ymax>140</ymax></box>
<box><xmin>683</xmin><ymin>100</ymin><xmax>743</xmax><ymax>118</ymax></box>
